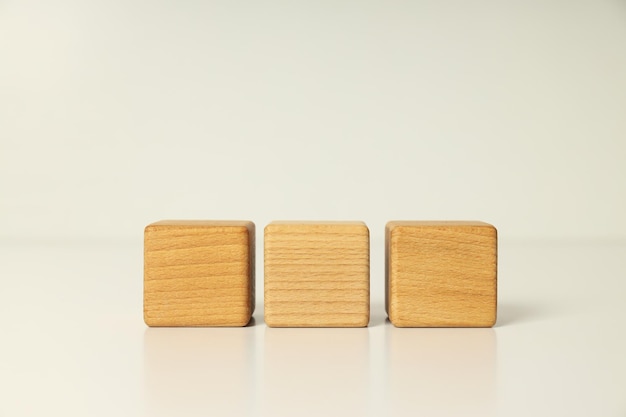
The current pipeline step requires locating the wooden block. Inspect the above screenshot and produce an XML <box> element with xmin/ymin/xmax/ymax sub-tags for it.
<box><xmin>144</xmin><ymin>220</ymin><xmax>255</xmax><ymax>327</ymax></box>
<box><xmin>386</xmin><ymin>221</ymin><xmax>497</xmax><ymax>327</ymax></box>
<box><xmin>264</xmin><ymin>221</ymin><xmax>370</xmax><ymax>327</ymax></box>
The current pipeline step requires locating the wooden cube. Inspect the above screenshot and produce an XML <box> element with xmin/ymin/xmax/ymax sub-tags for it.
<box><xmin>264</xmin><ymin>221</ymin><xmax>370</xmax><ymax>327</ymax></box>
<box><xmin>386</xmin><ymin>221</ymin><xmax>497</xmax><ymax>327</ymax></box>
<box><xmin>144</xmin><ymin>220</ymin><xmax>255</xmax><ymax>327</ymax></box>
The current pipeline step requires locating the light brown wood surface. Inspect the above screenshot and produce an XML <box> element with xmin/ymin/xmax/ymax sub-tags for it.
<box><xmin>386</xmin><ymin>221</ymin><xmax>497</xmax><ymax>327</ymax></box>
<box><xmin>264</xmin><ymin>221</ymin><xmax>370</xmax><ymax>327</ymax></box>
<box><xmin>144</xmin><ymin>220</ymin><xmax>255</xmax><ymax>327</ymax></box>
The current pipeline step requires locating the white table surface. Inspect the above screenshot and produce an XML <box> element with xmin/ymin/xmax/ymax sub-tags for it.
<box><xmin>1</xmin><ymin>239</ymin><xmax>624</xmax><ymax>416</ymax></box>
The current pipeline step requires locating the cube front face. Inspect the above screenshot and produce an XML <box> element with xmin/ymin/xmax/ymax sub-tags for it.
<box><xmin>264</xmin><ymin>221</ymin><xmax>370</xmax><ymax>327</ymax></box>
<box><xmin>144</xmin><ymin>220</ymin><xmax>255</xmax><ymax>327</ymax></box>
<box><xmin>386</xmin><ymin>221</ymin><xmax>497</xmax><ymax>328</ymax></box>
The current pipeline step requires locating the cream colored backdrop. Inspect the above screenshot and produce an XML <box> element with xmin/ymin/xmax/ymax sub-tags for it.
<box><xmin>2</xmin><ymin>0</ymin><xmax>625</xmax><ymax>241</ymax></box>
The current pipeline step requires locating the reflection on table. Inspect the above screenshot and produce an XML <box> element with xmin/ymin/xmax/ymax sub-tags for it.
<box><xmin>263</xmin><ymin>327</ymin><xmax>369</xmax><ymax>417</ymax></box>
<box><xmin>385</xmin><ymin>326</ymin><xmax>497</xmax><ymax>416</ymax></box>
<box><xmin>144</xmin><ymin>327</ymin><xmax>256</xmax><ymax>417</ymax></box>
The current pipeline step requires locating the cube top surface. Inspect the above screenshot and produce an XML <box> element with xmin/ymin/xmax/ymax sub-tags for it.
<box><xmin>265</xmin><ymin>221</ymin><xmax>368</xmax><ymax>233</ymax></box>
<box><xmin>387</xmin><ymin>220</ymin><xmax>495</xmax><ymax>229</ymax></box>
<box><xmin>146</xmin><ymin>220</ymin><xmax>254</xmax><ymax>230</ymax></box>
<box><xmin>265</xmin><ymin>221</ymin><xmax>370</xmax><ymax>328</ymax></box>
<box><xmin>144</xmin><ymin>220</ymin><xmax>254</xmax><ymax>327</ymax></box>
<box><xmin>387</xmin><ymin>220</ymin><xmax>497</xmax><ymax>328</ymax></box>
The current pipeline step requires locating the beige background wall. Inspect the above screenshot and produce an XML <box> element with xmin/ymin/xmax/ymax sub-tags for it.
<box><xmin>2</xmin><ymin>0</ymin><xmax>625</xmax><ymax>241</ymax></box>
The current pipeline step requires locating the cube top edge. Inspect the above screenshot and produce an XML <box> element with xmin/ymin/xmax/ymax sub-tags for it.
<box><xmin>265</xmin><ymin>221</ymin><xmax>368</xmax><ymax>233</ymax></box>
<box><xmin>145</xmin><ymin>220</ymin><xmax>254</xmax><ymax>231</ymax></box>
<box><xmin>386</xmin><ymin>220</ymin><xmax>494</xmax><ymax>227</ymax></box>
<box><xmin>268</xmin><ymin>220</ymin><xmax>366</xmax><ymax>226</ymax></box>
<box><xmin>386</xmin><ymin>220</ymin><xmax>496</xmax><ymax>233</ymax></box>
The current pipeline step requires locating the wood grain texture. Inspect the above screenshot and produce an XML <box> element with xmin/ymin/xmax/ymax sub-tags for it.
<box><xmin>264</xmin><ymin>221</ymin><xmax>370</xmax><ymax>327</ymax></box>
<box><xmin>386</xmin><ymin>221</ymin><xmax>497</xmax><ymax>327</ymax></box>
<box><xmin>144</xmin><ymin>220</ymin><xmax>255</xmax><ymax>327</ymax></box>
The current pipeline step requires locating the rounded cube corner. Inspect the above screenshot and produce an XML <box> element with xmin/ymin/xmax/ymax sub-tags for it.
<box><xmin>232</xmin><ymin>312</ymin><xmax>253</xmax><ymax>327</ymax></box>
<box><xmin>353</xmin><ymin>222</ymin><xmax>370</xmax><ymax>235</ymax></box>
<box><xmin>385</xmin><ymin>221</ymin><xmax>406</xmax><ymax>235</ymax></box>
<box><xmin>243</xmin><ymin>220</ymin><xmax>256</xmax><ymax>230</ymax></box>
<box><xmin>389</xmin><ymin>224</ymin><xmax>411</xmax><ymax>240</ymax></box>
<box><xmin>264</xmin><ymin>222</ymin><xmax>278</xmax><ymax>235</ymax></box>
<box><xmin>483</xmin><ymin>308</ymin><xmax>498</xmax><ymax>328</ymax></box>
<box><xmin>477</xmin><ymin>222</ymin><xmax>497</xmax><ymax>237</ymax></box>
<box><xmin>355</xmin><ymin>313</ymin><xmax>370</xmax><ymax>327</ymax></box>
<box><xmin>234</xmin><ymin>223</ymin><xmax>253</xmax><ymax>233</ymax></box>
<box><xmin>144</xmin><ymin>223</ymin><xmax>159</xmax><ymax>235</ymax></box>
<box><xmin>388</xmin><ymin>314</ymin><xmax>406</xmax><ymax>328</ymax></box>
<box><xmin>143</xmin><ymin>313</ymin><xmax>156</xmax><ymax>327</ymax></box>
<box><xmin>232</xmin><ymin>225</ymin><xmax>252</xmax><ymax>243</ymax></box>
<box><xmin>263</xmin><ymin>313</ymin><xmax>279</xmax><ymax>328</ymax></box>
<box><xmin>387</xmin><ymin>301</ymin><xmax>400</xmax><ymax>326</ymax></box>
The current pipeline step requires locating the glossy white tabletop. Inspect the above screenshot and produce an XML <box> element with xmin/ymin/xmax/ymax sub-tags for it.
<box><xmin>1</xmin><ymin>239</ymin><xmax>624</xmax><ymax>416</ymax></box>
